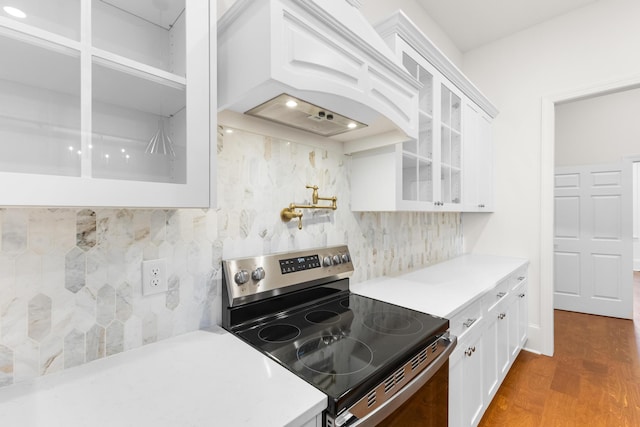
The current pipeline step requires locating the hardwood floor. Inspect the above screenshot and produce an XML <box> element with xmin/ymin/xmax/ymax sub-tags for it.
<box><xmin>478</xmin><ymin>273</ymin><xmax>640</xmax><ymax>426</ymax></box>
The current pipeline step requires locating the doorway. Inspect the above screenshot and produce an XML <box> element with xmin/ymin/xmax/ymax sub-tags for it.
<box><xmin>550</xmin><ymin>88</ymin><xmax>640</xmax><ymax>321</ymax></box>
<box><xmin>539</xmin><ymin>81</ymin><xmax>640</xmax><ymax>355</ymax></box>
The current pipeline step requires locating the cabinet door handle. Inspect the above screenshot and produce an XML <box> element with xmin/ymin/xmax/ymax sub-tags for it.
<box><xmin>498</xmin><ymin>313</ymin><xmax>506</xmax><ymax>320</ymax></box>
<box><xmin>517</xmin><ymin>276</ymin><xmax>525</xmax><ymax>281</ymax></box>
<box><xmin>465</xmin><ymin>346</ymin><xmax>476</xmax><ymax>357</ymax></box>
<box><xmin>463</xmin><ymin>318</ymin><xmax>477</xmax><ymax>328</ymax></box>
<box><xmin>497</xmin><ymin>291</ymin><xmax>506</xmax><ymax>299</ymax></box>
<box><xmin>519</xmin><ymin>293</ymin><xmax>526</xmax><ymax>298</ymax></box>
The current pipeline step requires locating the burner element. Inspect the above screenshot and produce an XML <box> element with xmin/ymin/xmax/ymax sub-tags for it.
<box><xmin>258</xmin><ymin>324</ymin><xmax>301</xmax><ymax>342</ymax></box>
<box><xmin>297</xmin><ymin>336</ymin><xmax>373</xmax><ymax>375</ymax></box>
<box><xmin>363</xmin><ymin>312</ymin><xmax>424</xmax><ymax>336</ymax></box>
<box><xmin>305</xmin><ymin>310</ymin><xmax>341</xmax><ymax>324</ymax></box>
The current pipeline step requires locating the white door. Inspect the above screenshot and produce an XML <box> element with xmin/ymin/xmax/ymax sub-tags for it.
<box><xmin>554</xmin><ymin>163</ymin><xmax>633</xmax><ymax>319</ymax></box>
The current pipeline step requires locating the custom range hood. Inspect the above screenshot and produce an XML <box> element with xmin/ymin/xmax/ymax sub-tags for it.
<box><xmin>217</xmin><ymin>0</ymin><xmax>421</xmax><ymax>152</ymax></box>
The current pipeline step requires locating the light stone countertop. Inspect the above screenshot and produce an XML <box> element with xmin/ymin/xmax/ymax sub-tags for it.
<box><xmin>0</xmin><ymin>327</ymin><xmax>326</xmax><ymax>427</ymax></box>
<box><xmin>351</xmin><ymin>254</ymin><xmax>529</xmax><ymax>319</ymax></box>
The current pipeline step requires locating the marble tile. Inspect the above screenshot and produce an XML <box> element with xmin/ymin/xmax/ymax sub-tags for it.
<box><xmin>27</xmin><ymin>294</ymin><xmax>52</xmax><ymax>342</ymax></box>
<box><xmin>65</xmin><ymin>247</ymin><xmax>86</xmax><ymax>293</ymax></box>
<box><xmin>13</xmin><ymin>340</ymin><xmax>39</xmax><ymax>382</ymax></box>
<box><xmin>0</xmin><ymin>345</ymin><xmax>13</xmax><ymax>387</ymax></box>
<box><xmin>63</xmin><ymin>329</ymin><xmax>85</xmax><ymax>369</ymax></box>
<box><xmin>86</xmin><ymin>324</ymin><xmax>105</xmax><ymax>363</ymax></box>
<box><xmin>106</xmin><ymin>320</ymin><xmax>124</xmax><ymax>356</ymax></box>
<box><xmin>40</xmin><ymin>332</ymin><xmax>63</xmax><ymax>375</ymax></box>
<box><xmin>142</xmin><ymin>312</ymin><xmax>157</xmax><ymax>345</ymax></box>
<box><xmin>0</xmin><ymin>210</ymin><xmax>27</xmax><ymax>255</ymax></box>
<box><xmin>74</xmin><ymin>287</ymin><xmax>97</xmax><ymax>332</ymax></box>
<box><xmin>166</xmin><ymin>275</ymin><xmax>180</xmax><ymax>311</ymax></box>
<box><xmin>76</xmin><ymin>209</ymin><xmax>96</xmax><ymax>251</ymax></box>
<box><xmin>150</xmin><ymin>210</ymin><xmax>167</xmax><ymax>245</ymax></box>
<box><xmin>96</xmin><ymin>285</ymin><xmax>115</xmax><ymax>327</ymax></box>
<box><xmin>116</xmin><ymin>282</ymin><xmax>133</xmax><ymax>322</ymax></box>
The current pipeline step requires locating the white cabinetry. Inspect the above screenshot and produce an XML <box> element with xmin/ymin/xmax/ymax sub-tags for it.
<box><xmin>0</xmin><ymin>0</ymin><xmax>213</xmax><ymax>207</ymax></box>
<box><xmin>450</xmin><ymin>329</ymin><xmax>484</xmax><ymax>427</ymax></box>
<box><xmin>449</xmin><ymin>300</ymin><xmax>484</xmax><ymax>427</ymax></box>
<box><xmin>463</xmin><ymin>102</ymin><xmax>493</xmax><ymax>211</ymax></box>
<box><xmin>449</xmin><ymin>265</ymin><xmax>529</xmax><ymax>427</ymax></box>
<box><xmin>350</xmin><ymin>11</ymin><xmax>497</xmax><ymax>213</ymax></box>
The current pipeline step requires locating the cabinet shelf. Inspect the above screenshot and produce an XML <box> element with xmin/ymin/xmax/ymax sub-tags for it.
<box><xmin>92</xmin><ymin>56</ymin><xmax>185</xmax><ymax>117</ymax></box>
<box><xmin>0</xmin><ymin>0</ymin><xmax>212</xmax><ymax>207</ymax></box>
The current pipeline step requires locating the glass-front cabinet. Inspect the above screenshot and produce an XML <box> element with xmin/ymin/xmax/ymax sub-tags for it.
<box><xmin>350</xmin><ymin>11</ymin><xmax>497</xmax><ymax>213</ymax></box>
<box><xmin>0</xmin><ymin>0</ymin><xmax>213</xmax><ymax>207</ymax></box>
<box><xmin>398</xmin><ymin>42</ymin><xmax>464</xmax><ymax>211</ymax></box>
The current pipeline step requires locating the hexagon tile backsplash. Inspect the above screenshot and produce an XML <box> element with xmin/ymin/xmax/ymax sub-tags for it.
<box><xmin>0</xmin><ymin>128</ymin><xmax>462</xmax><ymax>388</ymax></box>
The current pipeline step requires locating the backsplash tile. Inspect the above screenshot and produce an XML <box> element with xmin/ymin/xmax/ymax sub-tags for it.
<box><xmin>0</xmin><ymin>127</ymin><xmax>462</xmax><ymax>388</ymax></box>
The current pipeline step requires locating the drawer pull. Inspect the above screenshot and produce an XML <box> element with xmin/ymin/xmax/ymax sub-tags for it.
<box><xmin>463</xmin><ymin>318</ymin><xmax>477</xmax><ymax>328</ymax></box>
<box><xmin>497</xmin><ymin>291</ymin><xmax>507</xmax><ymax>299</ymax></box>
<box><xmin>464</xmin><ymin>346</ymin><xmax>477</xmax><ymax>357</ymax></box>
<box><xmin>519</xmin><ymin>293</ymin><xmax>526</xmax><ymax>298</ymax></box>
<box><xmin>517</xmin><ymin>276</ymin><xmax>525</xmax><ymax>281</ymax></box>
<box><xmin>498</xmin><ymin>313</ymin><xmax>506</xmax><ymax>320</ymax></box>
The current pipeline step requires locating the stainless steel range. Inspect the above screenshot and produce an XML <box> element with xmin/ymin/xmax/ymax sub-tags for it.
<box><xmin>222</xmin><ymin>245</ymin><xmax>456</xmax><ymax>426</ymax></box>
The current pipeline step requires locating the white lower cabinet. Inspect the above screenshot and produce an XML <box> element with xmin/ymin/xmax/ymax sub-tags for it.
<box><xmin>482</xmin><ymin>314</ymin><xmax>498</xmax><ymax>400</ymax></box>
<box><xmin>449</xmin><ymin>265</ymin><xmax>529</xmax><ymax>427</ymax></box>
<box><xmin>450</xmin><ymin>330</ymin><xmax>484</xmax><ymax>427</ymax></box>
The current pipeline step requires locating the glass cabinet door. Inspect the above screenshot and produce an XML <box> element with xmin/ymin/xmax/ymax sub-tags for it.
<box><xmin>401</xmin><ymin>52</ymin><xmax>435</xmax><ymax>203</ymax></box>
<box><xmin>440</xmin><ymin>84</ymin><xmax>462</xmax><ymax>205</ymax></box>
<box><xmin>0</xmin><ymin>1</ymin><xmax>82</xmax><ymax>177</ymax></box>
<box><xmin>0</xmin><ymin>0</ymin><xmax>210</xmax><ymax>207</ymax></box>
<box><xmin>91</xmin><ymin>0</ymin><xmax>188</xmax><ymax>184</ymax></box>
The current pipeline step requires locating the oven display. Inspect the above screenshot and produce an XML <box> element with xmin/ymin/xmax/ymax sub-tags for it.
<box><xmin>279</xmin><ymin>255</ymin><xmax>320</xmax><ymax>274</ymax></box>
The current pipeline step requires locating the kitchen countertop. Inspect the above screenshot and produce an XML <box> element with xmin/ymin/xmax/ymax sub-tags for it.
<box><xmin>351</xmin><ymin>254</ymin><xmax>529</xmax><ymax>318</ymax></box>
<box><xmin>0</xmin><ymin>327</ymin><xmax>326</xmax><ymax>427</ymax></box>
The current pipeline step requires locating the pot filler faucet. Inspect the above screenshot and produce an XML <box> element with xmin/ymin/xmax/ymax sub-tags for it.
<box><xmin>281</xmin><ymin>185</ymin><xmax>337</xmax><ymax>230</ymax></box>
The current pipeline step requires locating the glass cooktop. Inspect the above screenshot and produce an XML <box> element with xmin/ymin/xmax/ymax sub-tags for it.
<box><xmin>236</xmin><ymin>291</ymin><xmax>449</xmax><ymax>406</ymax></box>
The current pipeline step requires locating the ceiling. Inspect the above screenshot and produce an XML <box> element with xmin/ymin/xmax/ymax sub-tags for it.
<box><xmin>415</xmin><ymin>0</ymin><xmax>600</xmax><ymax>52</ymax></box>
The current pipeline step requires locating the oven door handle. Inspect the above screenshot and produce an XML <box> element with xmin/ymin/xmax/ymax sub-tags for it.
<box><xmin>345</xmin><ymin>334</ymin><xmax>457</xmax><ymax>427</ymax></box>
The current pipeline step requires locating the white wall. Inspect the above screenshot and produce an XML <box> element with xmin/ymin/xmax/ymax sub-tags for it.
<box><xmin>461</xmin><ymin>0</ymin><xmax>640</xmax><ymax>355</ymax></box>
<box><xmin>555</xmin><ymin>88</ymin><xmax>640</xmax><ymax>167</ymax></box>
<box><xmin>358</xmin><ymin>0</ymin><xmax>462</xmax><ymax>67</ymax></box>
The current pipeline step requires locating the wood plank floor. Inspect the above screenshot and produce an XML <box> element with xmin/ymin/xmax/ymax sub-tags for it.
<box><xmin>478</xmin><ymin>273</ymin><xmax>640</xmax><ymax>426</ymax></box>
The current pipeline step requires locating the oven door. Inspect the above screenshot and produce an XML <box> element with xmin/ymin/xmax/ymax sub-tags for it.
<box><xmin>340</xmin><ymin>335</ymin><xmax>456</xmax><ymax>427</ymax></box>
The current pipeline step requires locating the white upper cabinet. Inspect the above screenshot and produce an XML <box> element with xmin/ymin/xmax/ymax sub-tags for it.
<box><xmin>0</xmin><ymin>0</ymin><xmax>213</xmax><ymax>207</ymax></box>
<box><xmin>350</xmin><ymin>11</ymin><xmax>497</xmax><ymax>212</ymax></box>
<box><xmin>463</xmin><ymin>102</ymin><xmax>494</xmax><ymax>212</ymax></box>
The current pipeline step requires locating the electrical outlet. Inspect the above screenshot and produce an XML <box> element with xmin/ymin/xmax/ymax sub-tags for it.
<box><xmin>142</xmin><ymin>258</ymin><xmax>168</xmax><ymax>296</ymax></box>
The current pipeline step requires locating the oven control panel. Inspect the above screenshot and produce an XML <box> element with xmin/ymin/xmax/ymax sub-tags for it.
<box><xmin>222</xmin><ymin>245</ymin><xmax>353</xmax><ymax>307</ymax></box>
<box><xmin>279</xmin><ymin>255</ymin><xmax>321</xmax><ymax>274</ymax></box>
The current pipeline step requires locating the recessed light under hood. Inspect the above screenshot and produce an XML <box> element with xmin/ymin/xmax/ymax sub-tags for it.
<box><xmin>245</xmin><ymin>94</ymin><xmax>367</xmax><ymax>137</ymax></box>
<box><xmin>217</xmin><ymin>0</ymin><xmax>421</xmax><ymax>152</ymax></box>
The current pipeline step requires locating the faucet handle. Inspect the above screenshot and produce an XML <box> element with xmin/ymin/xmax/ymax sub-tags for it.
<box><xmin>280</xmin><ymin>207</ymin><xmax>304</xmax><ymax>229</ymax></box>
<box><xmin>306</xmin><ymin>185</ymin><xmax>319</xmax><ymax>204</ymax></box>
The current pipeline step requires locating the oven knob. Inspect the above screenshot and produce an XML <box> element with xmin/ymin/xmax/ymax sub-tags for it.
<box><xmin>234</xmin><ymin>270</ymin><xmax>249</xmax><ymax>285</ymax></box>
<box><xmin>251</xmin><ymin>267</ymin><xmax>265</xmax><ymax>281</ymax></box>
<box><xmin>323</xmin><ymin>256</ymin><xmax>332</xmax><ymax>267</ymax></box>
<box><xmin>341</xmin><ymin>253</ymin><xmax>350</xmax><ymax>263</ymax></box>
<box><xmin>332</xmin><ymin>255</ymin><xmax>341</xmax><ymax>265</ymax></box>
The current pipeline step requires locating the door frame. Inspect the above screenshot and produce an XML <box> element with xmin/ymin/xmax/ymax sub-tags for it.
<box><xmin>541</xmin><ymin>75</ymin><xmax>640</xmax><ymax>356</ymax></box>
